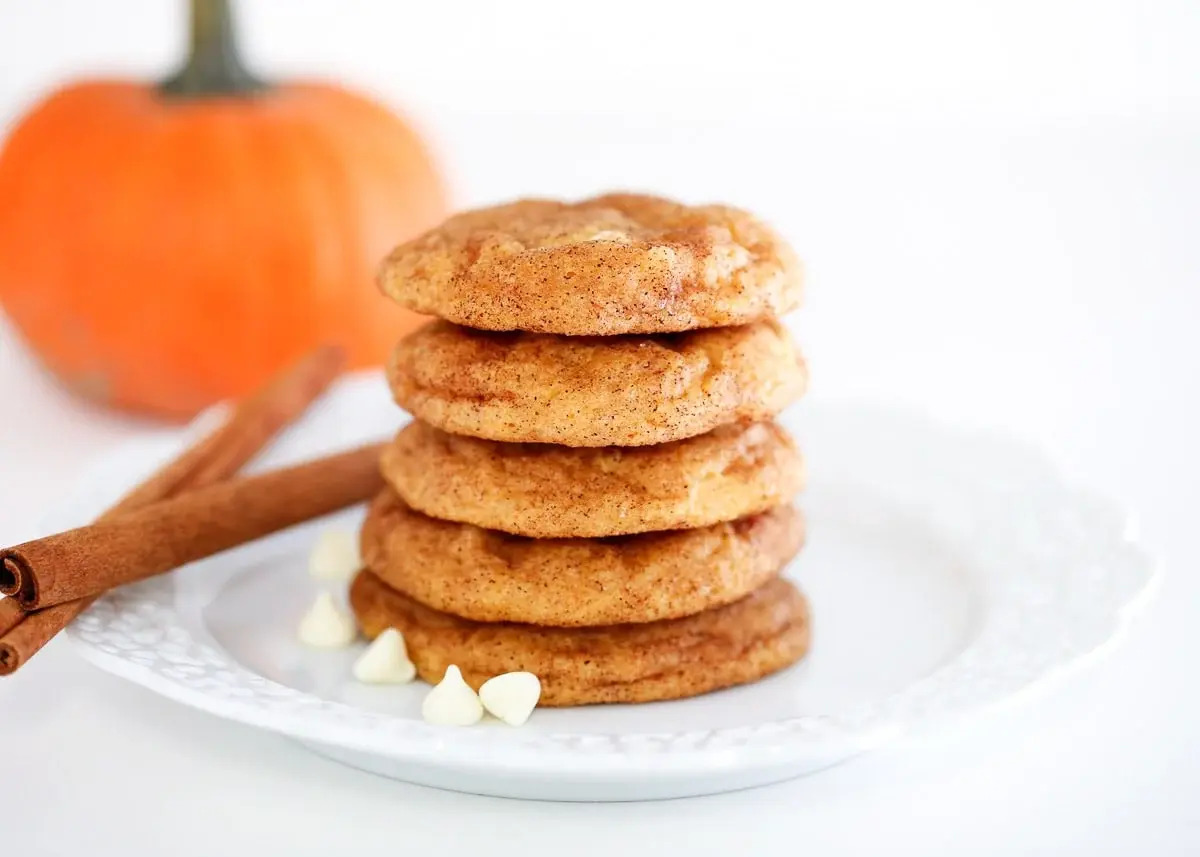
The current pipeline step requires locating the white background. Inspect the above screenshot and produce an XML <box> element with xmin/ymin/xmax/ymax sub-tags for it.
<box><xmin>1</xmin><ymin>1</ymin><xmax>1198</xmax><ymax>854</ymax></box>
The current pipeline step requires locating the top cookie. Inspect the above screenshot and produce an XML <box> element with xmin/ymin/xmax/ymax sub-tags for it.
<box><xmin>377</xmin><ymin>193</ymin><xmax>802</xmax><ymax>335</ymax></box>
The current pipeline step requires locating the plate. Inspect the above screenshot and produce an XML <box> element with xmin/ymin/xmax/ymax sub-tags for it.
<box><xmin>61</xmin><ymin>374</ymin><xmax>1157</xmax><ymax>801</ymax></box>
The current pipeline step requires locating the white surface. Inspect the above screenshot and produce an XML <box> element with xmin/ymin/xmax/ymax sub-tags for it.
<box><xmin>1</xmin><ymin>0</ymin><xmax>1199</xmax><ymax>851</ymax></box>
<box><xmin>61</xmin><ymin>383</ymin><xmax>1156</xmax><ymax>800</ymax></box>
<box><xmin>3</xmin><ymin>0</ymin><xmax>1200</xmax><ymax>129</ymax></box>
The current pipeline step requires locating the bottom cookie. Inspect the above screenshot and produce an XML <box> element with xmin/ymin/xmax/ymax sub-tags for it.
<box><xmin>349</xmin><ymin>570</ymin><xmax>811</xmax><ymax>706</ymax></box>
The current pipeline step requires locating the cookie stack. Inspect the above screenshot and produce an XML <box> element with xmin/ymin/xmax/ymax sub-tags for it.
<box><xmin>350</xmin><ymin>194</ymin><xmax>810</xmax><ymax>707</ymax></box>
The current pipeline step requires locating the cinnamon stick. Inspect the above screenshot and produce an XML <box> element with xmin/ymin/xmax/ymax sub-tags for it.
<box><xmin>0</xmin><ymin>597</ymin><xmax>23</xmax><ymax>637</ymax></box>
<box><xmin>1</xmin><ymin>443</ymin><xmax>384</xmax><ymax>610</ymax></box>
<box><xmin>107</xmin><ymin>345</ymin><xmax>346</xmax><ymax>516</ymax></box>
<box><xmin>0</xmin><ymin>600</ymin><xmax>73</xmax><ymax>673</ymax></box>
<box><xmin>0</xmin><ymin>345</ymin><xmax>346</xmax><ymax>675</ymax></box>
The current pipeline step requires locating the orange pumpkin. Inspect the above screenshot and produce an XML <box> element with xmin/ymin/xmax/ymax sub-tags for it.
<box><xmin>0</xmin><ymin>0</ymin><xmax>447</xmax><ymax>419</ymax></box>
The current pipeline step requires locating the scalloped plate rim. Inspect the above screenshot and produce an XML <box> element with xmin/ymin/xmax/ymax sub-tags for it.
<box><xmin>59</xmin><ymin>384</ymin><xmax>1159</xmax><ymax>780</ymax></box>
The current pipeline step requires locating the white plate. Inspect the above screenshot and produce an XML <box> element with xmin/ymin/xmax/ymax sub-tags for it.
<box><xmin>61</xmin><ymin>374</ymin><xmax>1157</xmax><ymax>801</ymax></box>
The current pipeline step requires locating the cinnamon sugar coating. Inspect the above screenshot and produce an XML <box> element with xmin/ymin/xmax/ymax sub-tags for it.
<box><xmin>349</xmin><ymin>570</ymin><xmax>810</xmax><ymax>706</ymax></box>
<box><xmin>360</xmin><ymin>488</ymin><xmax>804</xmax><ymax>627</ymax></box>
<box><xmin>387</xmin><ymin>320</ymin><xmax>806</xmax><ymax>447</ymax></box>
<box><xmin>383</xmin><ymin>420</ymin><xmax>804</xmax><ymax>537</ymax></box>
<box><xmin>377</xmin><ymin>193</ymin><xmax>802</xmax><ymax>335</ymax></box>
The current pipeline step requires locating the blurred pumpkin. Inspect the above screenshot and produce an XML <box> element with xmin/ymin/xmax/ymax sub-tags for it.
<box><xmin>0</xmin><ymin>0</ymin><xmax>447</xmax><ymax>419</ymax></box>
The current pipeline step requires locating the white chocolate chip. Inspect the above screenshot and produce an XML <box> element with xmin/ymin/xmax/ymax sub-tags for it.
<box><xmin>352</xmin><ymin>629</ymin><xmax>416</xmax><ymax>684</ymax></box>
<box><xmin>587</xmin><ymin>229</ymin><xmax>630</xmax><ymax>243</ymax></box>
<box><xmin>307</xmin><ymin>529</ymin><xmax>361</xmax><ymax>581</ymax></box>
<box><xmin>479</xmin><ymin>672</ymin><xmax>541</xmax><ymax>726</ymax></box>
<box><xmin>421</xmin><ymin>665</ymin><xmax>483</xmax><ymax>726</ymax></box>
<box><xmin>297</xmin><ymin>592</ymin><xmax>357</xmax><ymax>648</ymax></box>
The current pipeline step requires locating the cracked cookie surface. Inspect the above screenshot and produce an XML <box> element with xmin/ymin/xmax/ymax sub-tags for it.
<box><xmin>377</xmin><ymin>193</ymin><xmax>803</xmax><ymax>335</ymax></box>
<box><xmin>350</xmin><ymin>570</ymin><xmax>811</xmax><ymax>706</ymax></box>
<box><xmin>360</xmin><ymin>488</ymin><xmax>804</xmax><ymax>627</ymax></box>
<box><xmin>387</xmin><ymin>319</ymin><xmax>806</xmax><ymax>447</ymax></box>
<box><xmin>383</xmin><ymin>420</ymin><xmax>804</xmax><ymax>537</ymax></box>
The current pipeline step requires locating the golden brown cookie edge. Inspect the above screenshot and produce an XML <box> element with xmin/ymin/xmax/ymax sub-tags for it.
<box><xmin>349</xmin><ymin>569</ymin><xmax>811</xmax><ymax>706</ymax></box>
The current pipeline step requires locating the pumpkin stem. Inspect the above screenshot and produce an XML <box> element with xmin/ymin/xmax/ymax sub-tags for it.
<box><xmin>159</xmin><ymin>0</ymin><xmax>267</xmax><ymax>97</ymax></box>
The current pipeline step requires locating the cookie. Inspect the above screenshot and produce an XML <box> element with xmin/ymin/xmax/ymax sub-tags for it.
<box><xmin>387</xmin><ymin>320</ymin><xmax>806</xmax><ymax>447</ymax></box>
<box><xmin>350</xmin><ymin>570</ymin><xmax>811</xmax><ymax>706</ymax></box>
<box><xmin>377</xmin><ymin>193</ymin><xmax>803</xmax><ymax>335</ymax></box>
<box><xmin>360</xmin><ymin>489</ymin><xmax>804</xmax><ymax>626</ymax></box>
<box><xmin>383</xmin><ymin>420</ymin><xmax>804</xmax><ymax>538</ymax></box>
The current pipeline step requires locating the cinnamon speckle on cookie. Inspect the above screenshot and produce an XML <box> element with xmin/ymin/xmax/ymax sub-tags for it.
<box><xmin>350</xmin><ymin>570</ymin><xmax>811</xmax><ymax>706</ymax></box>
<box><xmin>359</xmin><ymin>488</ymin><xmax>805</xmax><ymax>627</ymax></box>
<box><xmin>383</xmin><ymin>420</ymin><xmax>804</xmax><ymax>538</ymax></box>
<box><xmin>387</xmin><ymin>320</ymin><xmax>807</xmax><ymax>447</ymax></box>
<box><xmin>378</xmin><ymin>193</ymin><xmax>802</xmax><ymax>335</ymax></box>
